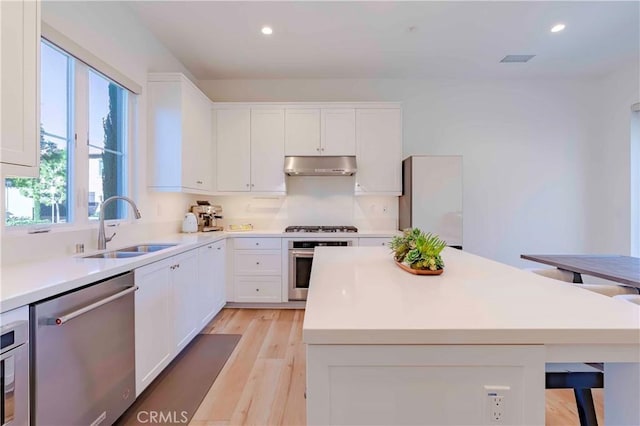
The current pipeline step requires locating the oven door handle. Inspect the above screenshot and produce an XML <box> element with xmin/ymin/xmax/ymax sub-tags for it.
<box><xmin>290</xmin><ymin>250</ymin><xmax>315</xmax><ymax>257</ymax></box>
<box><xmin>1</xmin><ymin>352</ymin><xmax>15</xmax><ymax>424</ymax></box>
<box><xmin>47</xmin><ymin>286</ymin><xmax>138</xmax><ymax>326</ymax></box>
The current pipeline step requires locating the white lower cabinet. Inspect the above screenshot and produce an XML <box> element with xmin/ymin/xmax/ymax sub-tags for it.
<box><xmin>197</xmin><ymin>239</ymin><xmax>226</xmax><ymax>329</ymax></box>
<box><xmin>134</xmin><ymin>246</ymin><xmax>210</xmax><ymax>395</ymax></box>
<box><xmin>134</xmin><ymin>258</ymin><xmax>174</xmax><ymax>396</ymax></box>
<box><xmin>235</xmin><ymin>276</ymin><xmax>282</xmax><ymax>302</ymax></box>
<box><xmin>171</xmin><ymin>251</ymin><xmax>199</xmax><ymax>354</ymax></box>
<box><xmin>232</xmin><ymin>238</ymin><xmax>282</xmax><ymax>303</ymax></box>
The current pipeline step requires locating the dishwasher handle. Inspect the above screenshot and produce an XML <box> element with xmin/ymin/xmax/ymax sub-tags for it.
<box><xmin>48</xmin><ymin>286</ymin><xmax>138</xmax><ymax>326</ymax></box>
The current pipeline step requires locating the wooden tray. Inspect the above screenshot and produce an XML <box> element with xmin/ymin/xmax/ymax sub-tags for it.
<box><xmin>395</xmin><ymin>261</ymin><xmax>444</xmax><ymax>275</ymax></box>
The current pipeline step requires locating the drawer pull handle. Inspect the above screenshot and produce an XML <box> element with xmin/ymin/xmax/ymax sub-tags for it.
<box><xmin>197</xmin><ymin>180</ymin><xmax>203</xmax><ymax>184</ymax></box>
<box><xmin>256</xmin><ymin>262</ymin><xmax>260</xmax><ymax>265</ymax></box>
<box><xmin>217</xmin><ymin>247</ymin><xmax>221</xmax><ymax>250</ymax></box>
<box><xmin>256</xmin><ymin>288</ymin><xmax>260</xmax><ymax>292</ymax></box>
<box><xmin>255</xmin><ymin>242</ymin><xmax>259</xmax><ymax>246</ymax></box>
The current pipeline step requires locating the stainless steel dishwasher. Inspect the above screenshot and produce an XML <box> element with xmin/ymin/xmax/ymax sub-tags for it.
<box><xmin>31</xmin><ymin>272</ymin><xmax>137</xmax><ymax>426</ymax></box>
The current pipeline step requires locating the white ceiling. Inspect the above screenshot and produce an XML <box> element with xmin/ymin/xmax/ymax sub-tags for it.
<box><xmin>127</xmin><ymin>1</ymin><xmax>639</xmax><ymax>80</ymax></box>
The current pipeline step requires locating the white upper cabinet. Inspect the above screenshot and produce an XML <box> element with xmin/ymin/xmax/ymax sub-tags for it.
<box><xmin>148</xmin><ymin>73</ymin><xmax>212</xmax><ymax>193</ymax></box>
<box><xmin>285</xmin><ymin>108</ymin><xmax>356</xmax><ymax>156</ymax></box>
<box><xmin>215</xmin><ymin>107</ymin><xmax>286</xmax><ymax>194</ymax></box>
<box><xmin>251</xmin><ymin>109</ymin><xmax>286</xmax><ymax>192</ymax></box>
<box><xmin>213</xmin><ymin>102</ymin><xmax>401</xmax><ymax>195</ymax></box>
<box><xmin>285</xmin><ymin>109</ymin><xmax>320</xmax><ymax>155</ymax></box>
<box><xmin>0</xmin><ymin>0</ymin><xmax>40</xmax><ymax>177</ymax></box>
<box><xmin>321</xmin><ymin>109</ymin><xmax>356</xmax><ymax>156</ymax></box>
<box><xmin>181</xmin><ymin>82</ymin><xmax>213</xmax><ymax>190</ymax></box>
<box><xmin>355</xmin><ymin>108</ymin><xmax>402</xmax><ymax>195</ymax></box>
<box><xmin>215</xmin><ymin>109</ymin><xmax>251</xmax><ymax>192</ymax></box>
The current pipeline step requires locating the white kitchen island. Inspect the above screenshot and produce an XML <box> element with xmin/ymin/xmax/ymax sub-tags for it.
<box><xmin>303</xmin><ymin>247</ymin><xmax>640</xmax><ymax>425</ymax></box>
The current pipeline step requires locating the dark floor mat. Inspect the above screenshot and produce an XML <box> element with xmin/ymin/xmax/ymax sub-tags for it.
<box><xmin>115</xmin><ymin>333</ymin><xmax>241</xmax><ymax>425</ymax></box>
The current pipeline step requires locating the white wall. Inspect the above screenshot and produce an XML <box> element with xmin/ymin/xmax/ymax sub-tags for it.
<box><xmin>1</xmin><ymin>1</ymin><xmax>196</xmax><ymax>264</ymax></box>
<box><xmin>589</xmin><ymin>60</ymin><xmax>640</xmax><ymax>256</ymax></box>
<box><xmin>199</xmin><ymin>78</ymin><xmax>601</xmax><ymax>266</ymax></box>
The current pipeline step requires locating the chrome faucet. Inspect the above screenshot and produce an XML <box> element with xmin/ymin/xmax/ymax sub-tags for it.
<box><xmin>97</xmin><ymin>196</ymin><xmax>142</xmax><ymax>250</ymax></box>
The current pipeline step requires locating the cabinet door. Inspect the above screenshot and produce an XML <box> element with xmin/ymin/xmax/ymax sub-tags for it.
<box><xmin>0</xmin><ymin>0</ymin><xmax>39</xmax><ymax>174</ymax></box>
<box><xmin>321</xmin><ymin>109</ymin><xmax>355</xmax><ymax>156</ymax></box>
<box><xmin>182</xmin><ymin>85</ymin><xmax>212</xmax><ymax>191</ymax></box>
<box><xmin>171</xmin><ymin>250</ymin><xmax>199</xmax><ymax>353</ymax></box>
<box><xmin>356</xmin><ymin>109</ymin><xmax>402</xmax><ymax>194</ymax></box>
<box><xmin>216</xmin><ymin>109</ymin><xmax>251</xmax><ymax>191</ymax></box>
<box><xmin>251</xmin><ymin>109</ymin><xmax>286</xmax><ymax>192</ymax></box>
<box><xmin>234</xmin><ymin>250</ymin><xmax>282</xmax><ymax>275</ymax></box>
<box><xmin>197</xmin><ymin>240</ymin><xmax>226</xmax><ymax>329</ymax></box>
<box><xmin>213</xmin><ymin>240</ymin><xmax>227</xmax><ymax>312</ymax></box>
<box><xmin>134</xmin><ymin>259</ymin><xmax>173</xmax><ymax>396</ymax></box>
<box><xmin>234</xmin><ymin>276</ymin><xmax>282</xmax><ymax>303</ymax></box>
<box><xmin>285</xmin><ymin>109</ymin><xmax>320</xmax><ymax>155</ymax></box>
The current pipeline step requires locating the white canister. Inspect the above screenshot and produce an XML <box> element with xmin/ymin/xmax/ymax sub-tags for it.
<box><xmin>182</xmin><ymin>213</ymin><xmax>198</xmax><ymax>233</ymax></box>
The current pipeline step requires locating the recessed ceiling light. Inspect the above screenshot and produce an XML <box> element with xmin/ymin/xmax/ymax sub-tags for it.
<box><xmin>551</xmin><ymin>23</ymin><xmax>566</xmax><ymax>33</ymax></box>
<box><xmin>261</xmin><ymin>26</ymin><xmax>273</xmax><ymax>35</ymax></box>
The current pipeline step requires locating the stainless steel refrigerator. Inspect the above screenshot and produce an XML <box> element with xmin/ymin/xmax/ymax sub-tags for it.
<box><xmin>399</xmin><ymin>155</ymin><xmax>463</xmax><ymax>248</ymax></box>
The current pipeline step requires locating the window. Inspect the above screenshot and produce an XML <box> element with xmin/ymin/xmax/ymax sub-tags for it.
<box><xmin>5</xmin><ymin>41</ymin><xmax>72</xmax><ymax>226</ymax></box>
<box><xmin>4</xmin><ymin>39</ymin><xmax>133</xmax><ymax>228</ymax></box>
<box><xmin>88</xmin><ymin>70</ymin><xmax>128</xmax><ymax>221</ymax></box>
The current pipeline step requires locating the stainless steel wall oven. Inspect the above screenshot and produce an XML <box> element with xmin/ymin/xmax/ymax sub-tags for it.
<box><xmin>288</xmin><ymin>240</ymin><xmax>353</xmax><ymax>300</ymax></box>
<box><xmin>1</xmin><ymin>320</ymin><xmax>28</xmax><ymax>425</ymax></box>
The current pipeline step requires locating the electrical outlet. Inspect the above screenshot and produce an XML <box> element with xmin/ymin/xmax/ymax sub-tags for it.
<box><xmin>488</xmin><ymin>395</ymin><xmax>504</xmax><ymax>423</ymax></box>
<box><xmin>484</xmin><ymin>385</ymin><xmax>510</xmax><ymax>424</ymax></box>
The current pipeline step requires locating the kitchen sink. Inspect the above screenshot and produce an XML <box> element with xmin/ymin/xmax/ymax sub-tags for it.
<box><xmin>116</xmin><ymin>244</ymin><xmax>177</xmax><ymax>253</ymax></box>
<box><xmin>82</xmin><ymin>243</ymin><xmax>177</xmax><ymax>259</ymax></box>
<box><xmin>83</xmin><ymin>251</ymin><xmax>146</xmax><ymax>259</ymax></box>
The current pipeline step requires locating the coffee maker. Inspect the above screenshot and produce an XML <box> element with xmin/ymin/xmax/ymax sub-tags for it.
<box><xmin>191</xmin><ymin>202</ymin><xmax>223</xmax><ymax>232</ymax></box>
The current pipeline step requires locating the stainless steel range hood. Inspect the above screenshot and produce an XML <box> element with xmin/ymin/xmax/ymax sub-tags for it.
<box><xmin>284</xmin><ymin>156</ymin><xmax>357</xmax><ymax>176</ymax></box>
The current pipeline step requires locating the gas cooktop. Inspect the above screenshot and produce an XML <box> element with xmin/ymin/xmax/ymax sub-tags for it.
<box><xmin>284</xmin><ymin>225</ymin><xmax>358</xmax><ymax>233</ymax></box>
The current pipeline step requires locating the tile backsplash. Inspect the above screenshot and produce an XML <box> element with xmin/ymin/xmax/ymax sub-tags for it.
<box><xmin>197</xmin><ymin>176</ymin><xmax>398</xmax><ymax>231</ymax></box>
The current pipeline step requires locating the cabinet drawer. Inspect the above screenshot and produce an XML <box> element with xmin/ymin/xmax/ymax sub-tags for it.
<box><xmin>234</xmin><ymin>238</ymin><xmax>281</xmax><ymax>250</ymax></box>
<box><xmin>359</xmin><ymin>237</ymin><xmax>392</xmax><ymax>247</ymax></box>
<box><xmin>234</xmin><ymin>251</ymin><xmax>281</xmax><ymax>275</ymax></box>
<box><xmin>235</xmin><ymin>276</ymin><xmax>282</xmax><ymax>302</ymax></box>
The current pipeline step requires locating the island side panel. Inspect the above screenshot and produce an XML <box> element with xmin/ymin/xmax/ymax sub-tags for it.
<box><xmin>306</xmin><ymin>344</ymin><xmax>545</xmax><ymax>426</ymax></box>
<box><xmin>604</xmin><ymin>363</ymin><xmax>640</xmax><ymax>425</ymax></box>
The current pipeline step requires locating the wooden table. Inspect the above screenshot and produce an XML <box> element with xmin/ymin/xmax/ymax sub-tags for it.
<box><xmin>520</xmin><ymin>254</ymin><xmax>640</xmax><ymax>288</ymax></box>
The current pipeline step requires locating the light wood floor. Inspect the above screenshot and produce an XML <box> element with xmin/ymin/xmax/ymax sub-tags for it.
<box><xmin>191</xmin><ymin>308</ymin><xmax>603</xmax><ymax>426</ymax></box>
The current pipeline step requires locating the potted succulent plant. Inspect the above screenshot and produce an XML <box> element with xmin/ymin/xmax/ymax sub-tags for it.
<box><xmin>389</xmin><ymin>228</ymin><xmax>447</xmax><ymax>275</ymax></box>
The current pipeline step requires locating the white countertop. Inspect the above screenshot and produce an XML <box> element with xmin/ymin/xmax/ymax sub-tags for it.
<box><xmin>303</xmin><ymin>247</ymin><xmax>640</xmax><ymax>345</ymax></box>
<box><xmin>0</xmin><ymin>230</ymin><xmax>397</xmax><ymax>313</ymax></box>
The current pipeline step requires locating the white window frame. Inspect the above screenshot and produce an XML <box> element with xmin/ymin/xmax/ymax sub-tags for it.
<box><xmin>2</xmin><ymin>39</ymin><xmax>137</xmax><ymax>234</ymax></box>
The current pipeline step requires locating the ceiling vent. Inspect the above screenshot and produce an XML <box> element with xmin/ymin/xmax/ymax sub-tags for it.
<box><xmin>500</xmin><ymin>55</ymin><xmax>536</xmax><ymax>63</ymax></box>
